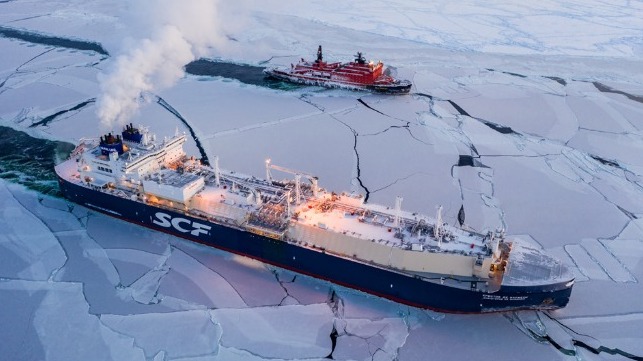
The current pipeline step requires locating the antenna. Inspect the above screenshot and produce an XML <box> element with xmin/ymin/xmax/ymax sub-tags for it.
<box><xmin>214</xmin><ymin>156</ymin><xmax>221</xmax><ymax>186</ymax></box>
<box><xmin>295</xmin><ymin>174</ymin><xmax>301</xmax><ymax>205</ymax></box>
<box><xmin>265</xmin><ymin>158</ymin><xmax>272</xmax><ymax>182</ymax></box>
<box><xmin>393</xmin><ymin>196</ymin><xmax>403</xmax><ymax>228</ymax></box>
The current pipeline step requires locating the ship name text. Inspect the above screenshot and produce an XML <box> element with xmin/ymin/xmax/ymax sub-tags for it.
<box><xmin>482</xmin><ymin>294</ymin><xmax>528</xmax><ymax>301</ymax></box>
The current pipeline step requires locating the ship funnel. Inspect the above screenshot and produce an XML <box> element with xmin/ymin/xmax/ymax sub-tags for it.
<box><xmin>122</xmin><ymin>123</ymin><xmax>143</xmax><ymax>143</ymax></box>
<box><xmin>99</xmin><ymin>132</ymin><xmax>124</xmax><ymax>156</ymax></box>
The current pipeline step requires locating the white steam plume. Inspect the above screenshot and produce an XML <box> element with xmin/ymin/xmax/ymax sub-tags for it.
<box><xmin>96</xmin><ymin>0</ymin><xmax>225</xmax><ymax>128</ymax></box>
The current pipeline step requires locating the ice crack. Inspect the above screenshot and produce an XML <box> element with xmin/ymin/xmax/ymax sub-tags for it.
<box><xmin>271</xmin><ymin>269</ymin><xmax>300</xmax><ymax>306</ymax></box>
<box><xmin>508</xmin><ymin>311</ymin><xmax>643</xmax><ymax>360</ymax></box>
<box><xmin>363</xmin><ymin>121</ymin><xmax>432</xmax><ymax>146</ymax></box>
<box><xmin>325</xmin><ymin>324</ymin><xmax>339</xmax><ymax>359</ymax></box>
<box><xmin>29</xmin><ymin>98</ymin><xmax>95</xmax><ymax>128</ymax></box>
<box><xmin>0</xmin><ymin>47</ymin><xmax>55</xmax><ymax>95</ymax></box>
<box><xmin>370</xmin><ymin>171</ymin><xmax>423</xmax><ymax>194</ymax></box>
<box><xmin>343</xmin><ymin>120</ymin><xmax>370</xmax><ymax>202</ymax></box>
<box><xmin>155</xmin><ymin>95</ymin><xmax>210</xmax><ymax>166</ymax></box>
<box><xmin>299</xmin><ymin>94</ymin><xmax>326</xmax><ymax>112</ymax></box>
<box><xmin>325</xmin><ymin>290</ymin><xmax>342</xmax><ymax>360</ymax></box>
<box><xmin>118</xmin><ymin>244</ymin><xmax>173</xmax><ymax>305</ymax></box>
<box><xmin>6</xmin><ymin>13</ymin><xmax>51</xmax><ymax>23</ymax></box>
<box><xmin>447</xmin><ymin>99</ymin><xmax>519</xmax><ymax>135</ymax></box>
<box><xmin>543</xmin><ymin>76</ymin><xmax>567</xmax><ymax>86</ymax></box>
<box><xmin>593</xmin><ymin>82</ymin><xmax>643</xmax><ymax>104</ymax></box>
<box><xmin>357</xmin><ymin>98</ymin><xmax>387</xmax><ymax>116</ymax></box>
<box><xmin>358</xmin><ymin>97</ymin><xmax>413</xmax><ymax>123</ymax></box>
<box><xmin>326</xmin><ymin>289</ymin><xmax>344</xmax><ymax>319</ymax></box>
<box><xmin>446</xmin><ymin>100</ymin><xmax>471</xmax><ymax>117</ymax></box>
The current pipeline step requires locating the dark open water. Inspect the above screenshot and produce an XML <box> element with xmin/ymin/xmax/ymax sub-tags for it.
<box><xmin>0</xmin><ymin>126</ymin><xmax>74</xmax><ymax>196</ymax></box>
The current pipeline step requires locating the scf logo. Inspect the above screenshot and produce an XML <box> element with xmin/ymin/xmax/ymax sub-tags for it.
<box><xmin>152</xmin><ymin>212</ymin><xmax>211</xmax><ymax>236</ymax></box>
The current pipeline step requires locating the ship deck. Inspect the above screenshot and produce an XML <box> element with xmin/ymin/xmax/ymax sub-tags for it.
<box><xmin>59</xmin><ymin>152</ymin><xmax>495</xmax><ymax>256</ymax></box>
<box><xmin>293</xmin><ymin>195</ymin><xmax>489</xmax><ymax>256</ymax></box>
<box><xmin>58</xmin><ymin>133</ymin><xmax>578</xmax><ymax>293</ymax></box>
<box><xmin>501</xmin><ymin>242</ymin><xmax>574</xmax><ymax>286</ymax></box>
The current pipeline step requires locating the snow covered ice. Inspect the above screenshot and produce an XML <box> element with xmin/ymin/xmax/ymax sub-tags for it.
<box><xmin>1</xmin><ymin>0</ymin><xmax>643</xmax><ymax>360</ymax></box>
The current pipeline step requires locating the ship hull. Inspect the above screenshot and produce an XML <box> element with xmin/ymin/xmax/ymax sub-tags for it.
<box><xmin>264</xmin><ymin>68</ymin><xmax>412</xmax><ymax>94</ymax></box>
<box><xmin>58</xmin><ymin>175</ymin><xmax>572</xmax><ymax>313</ymax></box>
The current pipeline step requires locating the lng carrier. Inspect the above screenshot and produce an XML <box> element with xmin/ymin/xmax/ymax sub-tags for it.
<box><xmin>263</xmin><ymin>46</ymin><xmax>412</xmax><ymax>94</ymax></box>
<box><xmin>55</xmin><ymin>124</ymin><xmax>574</xmax><ymax>313</ymax></box>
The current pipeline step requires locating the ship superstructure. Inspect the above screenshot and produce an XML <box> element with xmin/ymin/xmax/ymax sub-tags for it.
<box><xmin>264</xmin><ymin>46</ymin><xmax>412</xmax><ymax>94</ymax></box>
<box><xmin>56</xmin><ymin>124</ymin><xmax>574</xmax><ymax>312</ymax></box>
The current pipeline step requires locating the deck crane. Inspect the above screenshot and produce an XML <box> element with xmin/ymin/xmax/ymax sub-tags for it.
<box><xmin>265</xmin><ymin>159</ymin><xmax>319</xmax><ymax>204</ymax></box>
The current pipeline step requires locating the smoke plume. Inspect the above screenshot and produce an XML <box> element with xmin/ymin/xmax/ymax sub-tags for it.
<box><xmin>96</xmin><ymin>0</ymin><xmax>225</xmax><ymax>128</ymax></box>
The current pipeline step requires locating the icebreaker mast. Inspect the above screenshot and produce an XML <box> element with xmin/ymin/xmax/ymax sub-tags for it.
<box><xmin>316</xmin><ymin>45</ymin><xmax>323</xmax><ymax>63</ymax></box>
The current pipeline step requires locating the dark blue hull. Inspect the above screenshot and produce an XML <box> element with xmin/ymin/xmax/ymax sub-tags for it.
<box><xmin>58</xmin><ymin>176</ymin><xmax>572</xmax><ymax>313</ymax></box>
